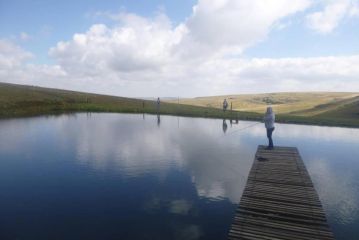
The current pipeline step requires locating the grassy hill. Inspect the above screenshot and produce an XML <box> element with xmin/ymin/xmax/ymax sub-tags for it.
<box><xmin>0</xmin><ymin>82</ymin><xmax>253</xmax><ymax>119</ymax></box>
<box><xmin>172</xmin><ymin>92</ymin><xmax>359</xmax><ymax>115</ymax></box>
<box><xmin>166</xmin><ymin>92</ymin><xmax>359</xmax><ymax>127</ymax></box>
<box><xmin>1</xmin><ymin>82</ymin><xmax>358</xmax><ymax>127</ymax></box>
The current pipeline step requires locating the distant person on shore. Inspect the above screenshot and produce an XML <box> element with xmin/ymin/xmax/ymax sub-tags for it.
<box><xmin>157</xmin><ymin>97</ymin><xmax>160</xmax><ymax>113</ymax></box>
<box><xmin>264</xmin><ymin>106</ymin><xmax>275</xmax><ymax>150</ymax></box>
<box><xmin>223</xmin><ymin>99</ymin><xmax>228</xmax><ymax>112</ymax></box>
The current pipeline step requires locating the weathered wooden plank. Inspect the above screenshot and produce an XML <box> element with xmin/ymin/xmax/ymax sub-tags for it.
<box><xmin>227</xmin><ymin>145</ymin><xmax>335</xmax><ymax>240</ymax></box>
<box><xmin>232</xmin><ymin>219</ymin><xmax>334</xmax><ymax>238</ymax></box>
<box><xmin>234</xmin><ymin>216</ymin><xmax>333</xmax><ymax>234</ymax></box>
<box><xmin>241</xmin><ymin>194</ymin><xmax>322</xmax><ymax>207</ymax></box>
<box><xmin>239</xmin><ymin>200</ymin><xmax>326</xmax><ymax>217</ymax></box>
<box><xmin>230</xmin><ymin>222</ymin><xmax>332</xmax><ymax>240</ymax></box>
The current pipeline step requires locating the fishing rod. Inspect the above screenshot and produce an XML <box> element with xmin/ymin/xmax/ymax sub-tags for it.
<box><xmin>221</xmin><ymin>121</ymin><xmax>262</xmax><ymax>138</ymax></box>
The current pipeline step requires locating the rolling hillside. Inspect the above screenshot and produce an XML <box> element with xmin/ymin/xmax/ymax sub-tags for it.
<box><xmin>0</xmin><ymin>82</ymin><xmax>248</xmax><ymax>119</ymax></box>
<box><xmin>1</xmin><ymin>82</ymin><xmax>358</xmax><ymax>127</ymax></box>
<box><xmin>169</xmin><ymin>92</ymin><xmax>359</xmax><ymax>118</ymax></box>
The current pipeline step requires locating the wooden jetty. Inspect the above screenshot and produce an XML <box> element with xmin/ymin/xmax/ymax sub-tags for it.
<box><xmin>228</xmin><ymin>145</ymin><xmax>334</xmax><ymax>240</ymax></box>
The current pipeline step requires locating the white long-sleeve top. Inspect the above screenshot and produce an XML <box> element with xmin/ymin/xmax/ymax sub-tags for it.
<box><xmin>264</xmin><ymin>112</ymin><xmax>275</xmax><ymax>129</ymax></box>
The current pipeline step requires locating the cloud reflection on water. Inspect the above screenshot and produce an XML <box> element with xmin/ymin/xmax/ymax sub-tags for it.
<box><xmin>308</xmin><ymin>158</ymin><xmax>359</xmax><ymax>225</ymax></box>
<box><xmin>1</xmin><ymin>113</ymin><xmax>359</xmax><ymax>239</ymax></box>
<box><xmin>51</xmin><ymin>113</ymin><xmax>359</xmax><ymax>214</ymax></box>
<box><xmin>70</xmin><ymin>114</ymin><xmax>252</xmax><ymax>203</ymax></box>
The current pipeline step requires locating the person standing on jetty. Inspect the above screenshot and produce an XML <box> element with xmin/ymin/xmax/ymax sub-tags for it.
<box><xmin>264</xmin><ymin>106</ymin><xmax>275</xmax><ymax>150</ymax></box>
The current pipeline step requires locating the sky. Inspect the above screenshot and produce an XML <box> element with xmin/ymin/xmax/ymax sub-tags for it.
<box><xmin>0</xmin><ymin>0</ymin><xmax>359</xmax><ymax>97</ymax></box>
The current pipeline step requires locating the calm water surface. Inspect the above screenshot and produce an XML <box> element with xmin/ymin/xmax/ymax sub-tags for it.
<box><xmin>0</xmin><ymin>113</ymin><xmax>358</xmax><ymax>240</ymax></box>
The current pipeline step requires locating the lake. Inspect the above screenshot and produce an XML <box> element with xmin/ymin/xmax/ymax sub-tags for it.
<box><xmin>0</xmin><ymin>113</ymin><xmax>358</xmax><ymax>240</ymax></box>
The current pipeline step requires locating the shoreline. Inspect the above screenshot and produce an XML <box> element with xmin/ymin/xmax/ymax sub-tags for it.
<box><xmin>1</xmin><ymin>82</ymin><xmax>358</xmax><ymax>128</ymax></box>
<box><xmin>1</xmin><ymin>107</ymin><xmax>358</xmax><ymax>129</ymax></box>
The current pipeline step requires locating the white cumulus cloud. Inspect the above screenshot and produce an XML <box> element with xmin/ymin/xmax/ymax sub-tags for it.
<box><xmin>49</xmin><ymin>0</ymin><xmax>311</xmax><ymax>74</ymax></box>
<box><xmin>306</xmin><ymin>0</ymin><xmax>359</xmax><ymax>34</ymax></box>
<box><xmin>184</xmin><ymin>0</ymin><xmax>311</xmax><ymax>55</ymax></box>
<box><xmin>0</xmin><ymin>0</ymin><xmax>359</xmax><ymax>96</ymax></box>
<box><xmin>0</xmin><ymin>39</ymin><xmax>66</xmax><ymax>87</ymax></box>
<box><xmin>49</xmin><ymin>13</ymin><xmax>184</xmax><ymax>75</ymax></box>
<box><xmin>0</xmin><ymin>39</ymin><xmax>32</xmax><ymax>69</ymax></box>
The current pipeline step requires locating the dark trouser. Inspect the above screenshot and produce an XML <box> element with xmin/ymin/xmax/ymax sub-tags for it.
<box><xmin>266</xmin><ymin>127</ymin><xmax>275</xmax><ymax>148</ymax></box>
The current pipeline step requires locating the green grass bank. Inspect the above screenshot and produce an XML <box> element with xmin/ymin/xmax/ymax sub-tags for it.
<box><xmin>1</xmin><ymin>82</ymin><xmax>358</xmax><ymax>128</ymax></box>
